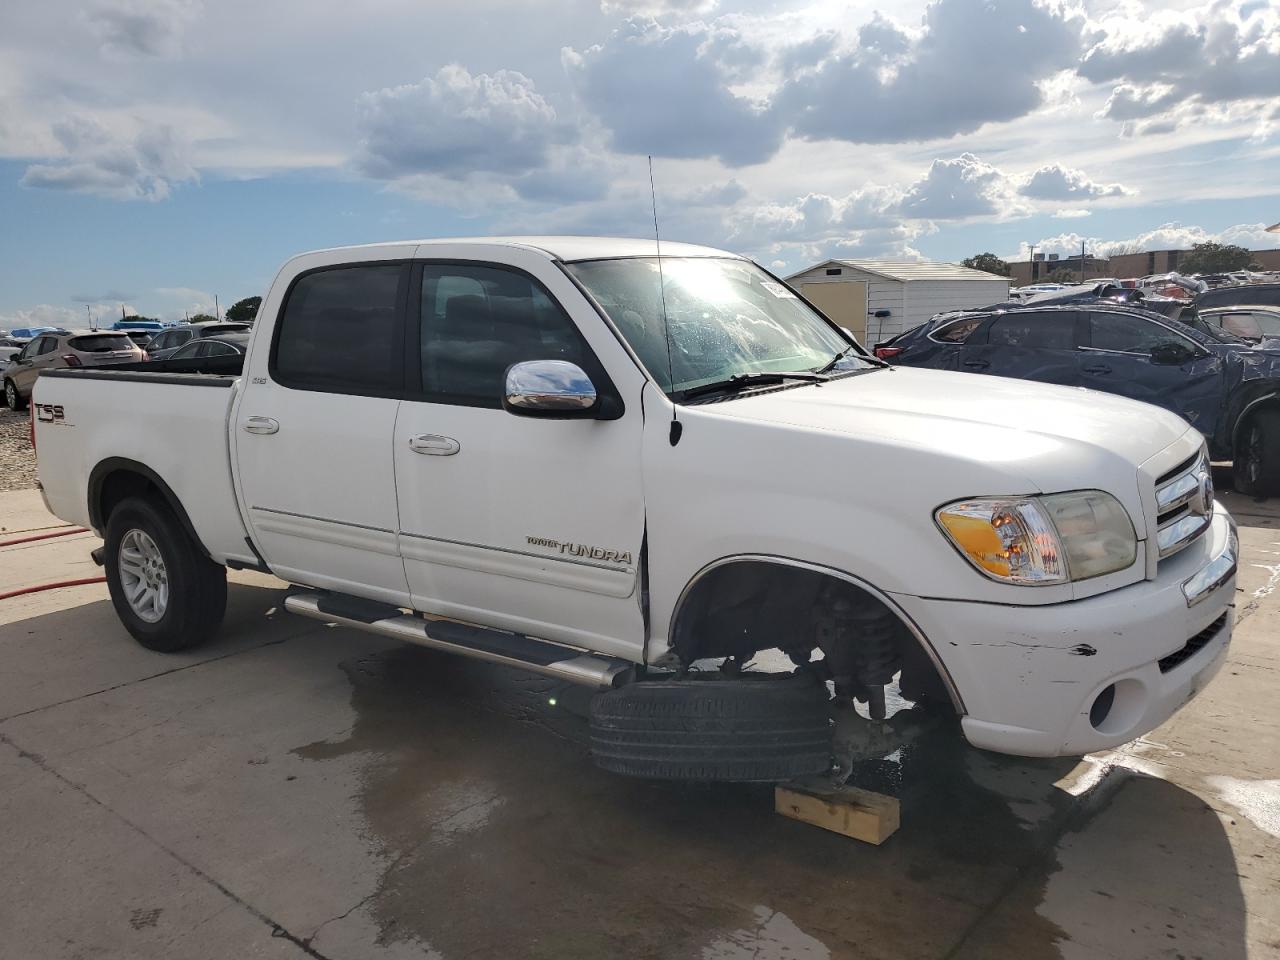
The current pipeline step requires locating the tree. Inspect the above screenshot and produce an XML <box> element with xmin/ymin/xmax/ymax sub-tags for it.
<box><xmin>226</xmin><ymin>296</ymin><xmax>262</xmax><ymax>323</ymax></box>
<box><xmin>1041</xmin><ymin>268</ymin><xmax>1081</xmax><ymax>284</ymax></box>
<box><xmin>961</xmin><ymin>252</ymin><xmax>1011</xmax><ymax>276</ymax></box>
<box><xmin>1178</xmin><ymin>241</ymin><xmax>1255</xmax><ymax>274</ymax></box>
<box><xmin>189</xmin><ymin>313</ymin><xmax>218</xmax><ymax>324</ymax></box>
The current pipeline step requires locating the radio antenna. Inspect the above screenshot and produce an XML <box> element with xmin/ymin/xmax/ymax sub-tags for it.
<box><xmin>648</xmin><ymin>155</ymin><xmax>681</xmax><ymax>445</ymax></box>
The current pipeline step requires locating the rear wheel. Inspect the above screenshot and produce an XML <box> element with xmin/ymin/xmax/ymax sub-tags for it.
<box><xmin>4</xmin><ymin>379</ymin><xmax>24</xmax><ymax>411</ymax></box>
<box><xmin>104</xmin><ymin>496</ymin><xmax>226</xmax><ymax>652</ymax></box>
<box><xmin>1234</xmin><ymin>410</ymin><xmax>1280</xmax><ymax>497</ymax></box>
<box><xmin>590</xmin><ymin>671</ymin><xmax>833</xmax><ymax>782</ymax></box>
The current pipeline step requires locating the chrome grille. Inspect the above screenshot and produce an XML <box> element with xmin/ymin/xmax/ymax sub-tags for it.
<box><xmin>1155</xmin><ymin>451</ymin><xmax>1213</xmax><ymax>560</ymax></box>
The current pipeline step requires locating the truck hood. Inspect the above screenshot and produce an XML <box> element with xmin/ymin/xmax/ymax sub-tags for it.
<box><xmin>707</xmin><ymin>366</ymin><xmax>1193</xmax><ymax>489</ymax></box>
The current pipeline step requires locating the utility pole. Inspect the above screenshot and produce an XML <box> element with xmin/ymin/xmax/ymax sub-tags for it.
<box><xmin>1081</xmin><ymin>239</ymin><xmax>1087</xmax><ymax>284</ymax></box>
<box><xmin>214</xmin><ymin>294</ymin><xmax>220</xmax><ymax>320</ymax></box>
<box><xmin>1027</xmin><ymin>243</ymin><xmax>1037</xmax><ymax>282</ymax></box>
<box><xmin>86</xmin><ymin>305</ymin><xmax>93</xmax><ymax>331</ymax></box>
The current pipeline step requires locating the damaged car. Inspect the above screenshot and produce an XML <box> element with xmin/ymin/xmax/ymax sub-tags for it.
<box><xmin>877</xmin><ymin>302</ymin><xmax>1280</xmax><ymax>495</ymax></box>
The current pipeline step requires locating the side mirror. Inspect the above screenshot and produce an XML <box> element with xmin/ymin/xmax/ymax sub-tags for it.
<box><xmin>504</xmin><ymin>360</ymin><xmax>599</xmax><ymax>418</ymax></box>
<box><xmin>1150</xmin><ymin>342</ymin><xmax>1196</xmax><ymax>365</ymax></box>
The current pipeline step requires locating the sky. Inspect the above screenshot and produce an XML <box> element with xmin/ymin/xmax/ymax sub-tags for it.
<box><xmin>2</xmin><ymin>0</ymin><xmax>1279</xmax><ymax>326</ymax></box>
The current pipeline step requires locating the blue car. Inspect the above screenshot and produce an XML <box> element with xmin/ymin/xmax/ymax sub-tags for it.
<box><xmin>876</xmin><ymin>302</ymin><xmax>1280</xmax><ymax>495</ymax></box>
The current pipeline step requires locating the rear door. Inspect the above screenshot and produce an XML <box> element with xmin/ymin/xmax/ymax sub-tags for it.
<box><xmin>1081</xmin><ymin>311</ymin><xmax>1225</xmax><ymax>434</ymax></box>
<box><xmin>955</xmin><ymin>310</ymin><xmax>1084</xmax><ymax>385</ymax></box>
<box><xmin>233</xmin><ymin>254</ymin><xmax>412</xmax><ymax>606</ymax></box>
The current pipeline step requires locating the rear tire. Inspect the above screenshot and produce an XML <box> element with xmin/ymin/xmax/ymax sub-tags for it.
<box><xmin>4</xmin><ymin>379</ymin><xmax>24</xmax><ymax>411</ymax></box>
<box><xmin>1234</xmin><ymin>410</ymin><xmax>1280</xmax><ymax>497</ymax></box>
<box><xmin>104</xmin><ymin>496</ymin><xmax>227</xmax><ymax>652</ymax></box>
<box><xmin>590</xmin><ymin>671</ymin><xmax>832</xmax><ymax>782</ymax></box>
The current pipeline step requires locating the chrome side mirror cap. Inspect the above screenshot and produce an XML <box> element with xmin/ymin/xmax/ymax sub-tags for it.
<box><xmin>504</xmin><ymin>360</ymin><xmax>599</xmax><ymax>418</ymax></box>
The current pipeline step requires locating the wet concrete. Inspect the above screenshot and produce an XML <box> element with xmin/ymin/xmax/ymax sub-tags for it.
<box><xmin>1</xmin><ymin>486</ymin><xmax>1277</xmax><ymax>959</ymax></box>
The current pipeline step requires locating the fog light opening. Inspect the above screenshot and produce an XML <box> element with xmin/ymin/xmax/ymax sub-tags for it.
<box><xmin>1089</xmin><ymin>684</ymin><xmax>1116</xmax><ymax>729</ymax></box>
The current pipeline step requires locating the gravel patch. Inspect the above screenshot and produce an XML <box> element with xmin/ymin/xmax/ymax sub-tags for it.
<box><xmin>0</xmin><ymin>407</ymin><xmax>37</xmax><ymax>492</ymax></box>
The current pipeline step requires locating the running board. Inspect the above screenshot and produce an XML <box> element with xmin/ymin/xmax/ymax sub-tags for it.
<box><xmin>284</xmin><ymin>592</ymin><xmax>633</xmax><ymax>689</ymax></box>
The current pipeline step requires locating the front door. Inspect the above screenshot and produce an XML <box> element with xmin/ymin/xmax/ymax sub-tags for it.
<box><xmin>233</xmin><ymin>254</ymin><xmax>411</xmax><ymax>606</ymax></box>
<box><xmin>1081</xmin><ymin>311</ymin><xmax>1225</xmax><ymax>436</ymax></box>
<box><xmin>12</xmin><ymin>335</ymin><xmax>59</xmax><ymax>395</ymax></box>
<box><xmin>957</xmin><ymin>310</ymin><xmax>1084</xmax><ymax>386</ymax></box>
<box><xmin>393</xmin><ymin>256</ymin><xmax>647</xmax><ymax>660</ymax></box>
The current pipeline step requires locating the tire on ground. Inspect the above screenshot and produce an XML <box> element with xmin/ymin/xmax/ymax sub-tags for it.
<box><xmin>1234</xmin><ymin>408</ymin><xmax>1280</xmax><ymax>497</ymax></box>
<box><xmin>4</xmin><ymin>379</ymin><xmax>25</xmax><ymax>411</ymax></box>
<box><xmin>104</xmin><ymin>495</ymin><xmax>227</xmax><ymax>652</ymax></box>
<box><xmin>590</xmin><ymin>672</ymin><xmax>833</xmax><ymax>782</ymax></box>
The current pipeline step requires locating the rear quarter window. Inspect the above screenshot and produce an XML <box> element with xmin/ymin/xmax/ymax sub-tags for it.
<box><xmin>932</xmin><ymin>317</ymin><xmax>985</xmax><ymax>343</ymax></box>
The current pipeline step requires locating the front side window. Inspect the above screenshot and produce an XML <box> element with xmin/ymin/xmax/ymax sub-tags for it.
<box><xmin>565</xmin><ymin>257</ymin><xmax>871</xmax><ymax>395</ymax></box>
<box><xmin>1090</xmin><ymin>314</ymin><xmax>1190</xmax><ymax>355</ymax></box>
<box><xmin>35</xmin><ymin>336</ymin><xmax>58</xmax><ymax>356</ymax></box>
<box><xmin>274</xmin><ymin>263</ymin><xmax>405</xmax><ymax>395</ymax></box>
<box><xmin>420</xmin><ymin>264</ymin><xmax>590</xmax><ymax>406</ymax></box>
<box><xmin>986</xmin><ymin>313</ymin><xmax>1077</xmax><ymax>349</ymax></box>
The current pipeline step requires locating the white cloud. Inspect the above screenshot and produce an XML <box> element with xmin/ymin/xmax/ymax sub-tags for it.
<box><xmin>20</xmin><ymin>115</ymin><xmax>196</xmax><ymax>201</ymax></box>
<box><xmin>600</xmin><ymin>0</ymin><xmax>717</xmax><ymax>14</ymax></box>
<box><xmin>1015</xmin><ymin>221</ymin><xmax>1280</xmax><ymax>260</ymax></box>
<box><xmin>1053</xmin><ymin>208</ymin><xmax>1092</xmax><ymax>218</ymax></box>
<box><xmin>357</xmin><ymin>65</ymin><xmax>565</xmax><ymax>180</ymax></box>
<box><xmin>83</xmin><ymin>0</ymin><xmax>201</xmax><ymax>60</ymax></box>
<box><xmin>1019</xmin><ymin>163</ymin><xmax>1132</xmax><ymax>201</ymax></box>
<box><xmin>899</xmin><ymin>153</ymin><xmax>1027</xmax><ymax>220</ymax></box>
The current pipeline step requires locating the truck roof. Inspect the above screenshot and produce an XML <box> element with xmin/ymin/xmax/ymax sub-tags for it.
<box><xmin>292</xmin><ymin>236</ymin><xmax>740</xmax><ymax>264</ymax></box>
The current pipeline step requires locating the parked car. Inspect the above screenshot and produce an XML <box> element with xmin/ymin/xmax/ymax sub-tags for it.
<box><xmin>0</xmin><ymin>337</ymin><xmax>23</xmax><ymax>365</ymax></box>
<box><xmin>7</xmin><ymin>326</ymin><xmax>60</xmax><ymax>343</ymax></box>
<box><xmin>991</xmin><ymin>282</ymin><xmax>1187</xmax><ymax>320</ymax></box>
<box><xmin>878</xmin><ymin>303</ymin><xmax>1280</xmax><ymax>494</ymax></box>
<box><xmin>123</xmin><ymin>330</ymin><xmax>155</xmax><ymax>348</ymax></box>
<box><xmin>31</xmin><ymin>238</ymin><xmax>1237</xmax><ymax>781</ymax></box>
<box><xmin>1196</xmin><ymin>282</ymin><xmax>1280</xmax><ymax>311</ymax></box>
<box><xmin>4</xmin><ymin>330</ymin><xmax>145</xmax><ymax>410</ymax></box>
<box><xmin>145</xmin><ymin>322</ymin><xmax>250</xmax><ymax>360</ymax></box>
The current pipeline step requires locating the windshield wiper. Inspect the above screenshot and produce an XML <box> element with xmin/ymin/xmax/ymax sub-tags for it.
<box><xmin>678</xmin><ymin>371</ymin><xmax>829</xmax><ymax>402</ymax></box>
<box><xmin>816</xmin><ymin>344</ymin><xmax>886</xmax><ymax>374</ymax></box>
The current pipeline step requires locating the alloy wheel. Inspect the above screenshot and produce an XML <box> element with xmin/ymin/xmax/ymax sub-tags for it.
<box><xmin>118</xmin><ymin>528</ymin><xmax>169</xmax><ymax>623</ymax></box>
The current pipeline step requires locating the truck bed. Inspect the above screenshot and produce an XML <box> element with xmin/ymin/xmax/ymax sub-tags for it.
<box><xmin>34</xmin><ymin>367</ymin><xmax>255</xmax><ymax>565</ymax></box>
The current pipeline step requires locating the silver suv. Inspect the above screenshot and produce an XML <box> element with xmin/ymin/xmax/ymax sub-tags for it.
<box><xmin>4</xmin><ymin>330</ymin><xmax>145</xmax><ymax>409</ymax></box>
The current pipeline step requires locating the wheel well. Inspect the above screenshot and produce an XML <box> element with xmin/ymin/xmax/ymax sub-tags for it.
<box><xmin>669</xmin><ymin>558</ymin><xmax>962</xmax><ymax>712</ymax></box>
<box><xmin>88</xmin><ymin>460</ymin><xmax>208</xmax><ymax>558</ymax></box>
<box><xmin>1234</xmin><ymin>395</ymin><xmax>1280</xmax><ymax>451</ymax></box>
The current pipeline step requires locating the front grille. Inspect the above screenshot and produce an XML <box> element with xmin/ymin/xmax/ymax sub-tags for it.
<box><xmin>1154</xmin><ymin>452</ymin><xmax>1213</xmax><ymax>561</ymax></box>
<box><xmin>1158</xmin><ymin>613</ymin><xmax>1228</xmax><ymax>673</ymax></box>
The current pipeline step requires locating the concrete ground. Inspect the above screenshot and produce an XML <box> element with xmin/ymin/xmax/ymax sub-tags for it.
<box><xmin>1</xmin><ymin>486</ymin><xmax>1278</xmax><ymax>960</ymax></box>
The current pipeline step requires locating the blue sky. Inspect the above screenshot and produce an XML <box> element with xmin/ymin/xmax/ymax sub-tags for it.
<box><xmin>2</xmin><ymin>0</ymin><xmax>1279</xmax><ymax>326</ymax></box>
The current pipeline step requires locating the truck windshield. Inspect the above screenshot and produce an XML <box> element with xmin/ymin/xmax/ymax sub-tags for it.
<box><xmin>565</xmin><ymin>257</ymin><xmax>874</xmax><ymax>396</ymax></box>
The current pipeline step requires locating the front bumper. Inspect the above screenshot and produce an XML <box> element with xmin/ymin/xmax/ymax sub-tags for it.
<box><xmin>893</xmin><ymin>503</ymin><xmax>1237</xmax><ymax>757</ymax></box>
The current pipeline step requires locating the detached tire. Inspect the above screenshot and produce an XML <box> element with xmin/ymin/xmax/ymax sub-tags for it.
<box><xmin>1234</xmin><ymin>409</ymin><xmax>1280</xmax><ymax>497</ymax></box>
<box><xmin>104</xmin><ymin>496</ymin><xmax>227</xmax><ymax>652</ymax></box>
<box><xmin>590</xmin><ymin>672</ymin><xmax>832</xmax><ymax>782</ymax></box>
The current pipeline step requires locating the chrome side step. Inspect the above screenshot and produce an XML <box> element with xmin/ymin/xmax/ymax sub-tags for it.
<box><xmin>284</xmin><ymin>591</ymin><xmax>633</xmax><ymax>689</ymax></box>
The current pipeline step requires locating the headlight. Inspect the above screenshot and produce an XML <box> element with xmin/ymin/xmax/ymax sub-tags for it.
<box><xmin>936</xmin><ymin>491</ymin><xmax>1136</xmax><ymax>586</ymax></box>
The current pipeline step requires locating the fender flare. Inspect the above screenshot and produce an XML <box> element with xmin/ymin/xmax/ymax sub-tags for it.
<box><xmin>87</xmin><ymin>457</ymin><xmax>210</xmax><ymax>559</ymax></box>
<box><xmin>668</xmin><ymin>553</ymin><xmax>966</xmax><ymax>714</ymax></box>
<box><xmin>1231</xmin><ymin>391</ymin><xmax>1280</xmax><ymax>450</ymax></box>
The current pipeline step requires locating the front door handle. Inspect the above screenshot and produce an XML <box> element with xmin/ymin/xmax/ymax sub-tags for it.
<box><xmin>963</xmin><ymin>359</ymin><xmax>990</xmax><ymax>370</ymax></box>
<box><xmin>1083</xmin><ymin>363</ymin><xmax>1112</xmax><ymax>375</ymax></box>
<box><xmin>243</xmin><ymin>416</ymin><xmax>280</xmax><ymax>435</ymax></box>
<box><xmin>409</xmin><ymin>434</ymin><xmax>460</xmax><ymax>456</ymax></box>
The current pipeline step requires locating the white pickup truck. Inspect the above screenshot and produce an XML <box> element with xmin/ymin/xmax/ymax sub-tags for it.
<box><xmin>33</xmin><ymin>237</ymin><xmax>1239</xmax><ymax>781</ymax></box>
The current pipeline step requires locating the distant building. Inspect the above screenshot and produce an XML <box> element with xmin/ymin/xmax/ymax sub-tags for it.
<box><xmin>1008</xmin><ymin>247</ymin><xmax>1280</xmax><ymax>285</ymax></box>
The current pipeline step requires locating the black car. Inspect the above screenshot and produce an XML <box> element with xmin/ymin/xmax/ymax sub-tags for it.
<box><xmin>877</xmin><ymin>303</ymin><xmax>1280</xmax><ymax>494</ymax></box>
<box><xmin>1196</xmin><ymin>282</ymin><xmax>1280</xmax><ymax>311</ymax></box>
<box><xmin>145</xmin><ymin>322</ymin><xmax>250</xmax><ymax>360</ymax></box>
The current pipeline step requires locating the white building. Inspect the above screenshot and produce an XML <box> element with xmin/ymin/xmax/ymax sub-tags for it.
<box><xmin>786</xmin><ymin>259</ymin><xmax>1011</xmax><ymax>345</ymax></box>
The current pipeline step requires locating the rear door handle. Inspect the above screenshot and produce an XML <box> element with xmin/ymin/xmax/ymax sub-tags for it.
<box><xmin>963</xmin><ymin>359</ymin><xmax>990</xmax><ymax>370</ymax></box>
<box><xmin>1083</xmin><ymin>363</ymin><xmax>1112</xmax><ymax>374</ymax></box>
<box><xmin>409</xmin><ymin>434</ymin><xmax>460</xmax><ymax>456</ymax></box>
<box><xmin>243</xmin><ymin>416</ymin><xmax>279</xmax><ymax>435</ymax></box>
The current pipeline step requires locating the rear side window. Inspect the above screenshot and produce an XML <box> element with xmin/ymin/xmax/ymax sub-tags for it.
<box><xmin>933</xmin><ymin>317</ymin><xmax>984</xmax><ymax>343</ymax></box>
<box><xmin>274</xmin><ymin>263</ymin><xmax>407</xmax><ymax>396</ymax></box>
<box><xmin>986</xmin><ymin>313</ymin><xmax>1077</xmax><ymax>349</ymax></box>
<box><xmin>1089</xmin><ymin>314</ymin><xmax>1187</xmax><ymax>355</ymax></box>
<box><xmin>68</xmin><ymin>334</ymin><xmax>132</xmax><ymax>352</ymax></box>
<box><xmin>419</xmin><ymin>264</ymin><xmax>589</xmax><ymax>407</ymax></box>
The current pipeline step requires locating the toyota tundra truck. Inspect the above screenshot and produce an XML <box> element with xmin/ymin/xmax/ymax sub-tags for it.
<box><xmin>32</xmin><ymin>237</ymin><xmax>1239</xmax><ymax>781</ymax></box>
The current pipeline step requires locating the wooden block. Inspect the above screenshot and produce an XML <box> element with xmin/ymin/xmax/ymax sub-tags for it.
<box><xmin>774</xmin><ymin>781</ymin><xmax>900</xmax><ymax>844</ymax></box>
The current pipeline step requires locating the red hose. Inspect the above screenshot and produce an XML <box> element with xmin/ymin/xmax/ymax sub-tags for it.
<box><xmin>0</xmin><ymin>527</ymin><xmax>90</xmax><ymax>548</ymax></box>
<box><xmin>0</xmin><ymin>576</ymin><xmax>107</xmax><ymax>601</ymax></box>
